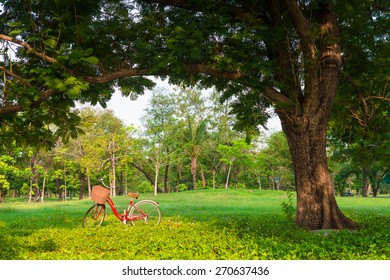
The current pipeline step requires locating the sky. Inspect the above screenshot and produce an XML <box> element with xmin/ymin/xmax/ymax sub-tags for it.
<box><xmin>90</xmin><ymin>79</ymin><xmax>282</xmax><ymax>134</ymax></box>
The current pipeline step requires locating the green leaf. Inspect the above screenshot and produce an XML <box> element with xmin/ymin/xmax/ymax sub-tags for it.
<box><xmin>8</xmin><ymin>29</ymin><xmax>24</xmax><ymax>36</ymax></box>
<box><xmin>44</xmin><ymin>38</ymin><xmax>57</xmax><ymax>49</ymax></box>
<box><xmin>82</xmin><ymin>56</ymin><xmax>99</xmax><ymax>64</ymax></box>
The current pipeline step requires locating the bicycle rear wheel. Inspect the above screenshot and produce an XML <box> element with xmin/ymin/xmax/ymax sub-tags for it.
<box><xmin>82</xmin><ymin>203</ymin><xmax>106</xmax><ymax>228</ymax></box>
<box><xmin>128</xmin><ymin>200</ymin><xmax>161</xmax><ymax>226</ymax></box>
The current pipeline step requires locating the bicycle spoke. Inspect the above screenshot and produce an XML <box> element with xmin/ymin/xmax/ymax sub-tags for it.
<box><xmin>129</xmin><ymin>201</ymin><xmax>161</xmax><ymax>226</ymax></box>
<box><xmin>82</xmin><ymin>204</ymin><xmax>106</xmax><ymax>228</ymax></box>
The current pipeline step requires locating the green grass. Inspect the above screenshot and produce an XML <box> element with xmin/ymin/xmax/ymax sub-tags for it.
<box><xmin>0</xmin><ymin>189</ymin><xmax>389</xmax><ymax>260</ymax></box>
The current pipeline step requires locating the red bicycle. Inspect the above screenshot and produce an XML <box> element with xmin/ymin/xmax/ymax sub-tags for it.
<box><xmin>82</xmin><ymin>179</ymin><xmax>161</xmax><ymax>228</ymax></box>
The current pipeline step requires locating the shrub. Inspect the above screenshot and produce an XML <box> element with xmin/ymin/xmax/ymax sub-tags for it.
<box><xmin>135</xmin><ymin>181</ymin><xmax>154</xmax><ymax>193</ymax></box>
<box><xmin>175</xmin><ymin>183</ymin><xmax>188</xmax><ymax>192</ymax></box>
<box><xmin>235</xmin><ymin>182</ymin><xmax>246</xmax><ymax>189</ymax></box>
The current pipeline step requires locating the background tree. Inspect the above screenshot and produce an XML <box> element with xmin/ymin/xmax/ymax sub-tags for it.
<box><xmin>142</xmin><ymin>87</ymin><xmax>180</xmax><ymax>194</ymax></box>
<box><xmin>0</xmin><ymin>155</ymin><xmax>18</xmax><ymax>203</ymax></box>
<box><xmin>68</xmin><ymin>108</ymin><xmax>107</xmax><ymax>197</ymax></box>
<box><xmin>263</xmin><ymin>132</ymin><xmax>294</xmax><ymax>190</ymax></box>
<box><xmin>175</xmin><ymin>87</ymin><xmax>209</xmax><ymax>190</ymax></box>
<box><xmin>217</xmin><ymin>139</ymin><xmax>252</xmax><ymax>189</ymax></box>
<box><xmin>183</xmin><ymin>118</ymin><xmax>209</xmax><ymax>190</ymax></box>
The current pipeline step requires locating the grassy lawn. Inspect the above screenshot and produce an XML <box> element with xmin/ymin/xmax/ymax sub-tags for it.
<box><xmin>0</xmin><ymin>189</ymin><xmax>389</xmax><ymax>260</ymax></box>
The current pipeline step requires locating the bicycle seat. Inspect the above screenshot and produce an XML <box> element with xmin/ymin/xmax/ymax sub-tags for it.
<box><xmin>128</xmin><ymin>193</ymin><xmax>139</xmax><ymax>199</ymax></box>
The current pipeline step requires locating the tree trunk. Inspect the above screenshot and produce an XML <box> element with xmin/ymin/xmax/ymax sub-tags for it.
<box><xmin>225</xmin><ymin>164</ymin><xmax>232</xmax><ymax>189</ymax></box>
<box><xmin>154</xmin><ymin>162</ymin><xmax>160</xmax><ymax>196</ymax></box>
<box><xmin>177</xmin><ymin>161</ymin><xmax>183</xmax><ymax>183</ymax></box>
<box><xmin>30</xmin><ymin>154</ymin><xmax>40</xmax><ymax>202</ymax></box>
<box><xmin>79</xmin><ymin>175</ymin><xmax>86</xmax><ymax>199</ymax></box>
<box><xmin>87</xmin><ymin>171</ymin><xmax>91</xmax><ymax>197</ymax></box>
<box><xmin>164</xmin><ymin>162</ymin><xmax>170</xmax><ymax>193</ymax></box>
<box><xmin>281</xmin><ymin>115</ymin><xmax>358</xmax><ymax>230</ymax></box>
<box><xmin>111</xmin><ymin>150</ymin><xmax>116</xmax><ymax>197</ymax></box>
<box><xmin>372</xmin><ymin>186</ymin><xmax>378</xmax><ymax>197</ymax></box>
<box><xmin>191</xmin><ymin>156</ymin><xmax>198</xmax><ymax>190</ymax></box>
<box><xmin>369</xmin><ymin>175</ymin><xmax>380</xmax><ymax>198</ymax></box>
<box><xmin>258</xmin><ymin>175</ymin><xmax>262</xmax><ymax>190</ymax></box>
<box><xmin>200</xmin><ymin>165</ymin><xmax>206</xmax><ymax>188</ymax></box>
<box><xmin>362</xmin><ymin>167</ymin><xmax>369</xmax><ymax>197</ymax></box>
<box><xmin>268</xmin><ymin>1</ymin><xmax>359</xmax><ymax>230</ymax></box>
<box><xmin>55</xmin><ymin>178</ymin><xmax>63</xmax><ymax>201</ymax></box>
<box><xmin>40</xmin><ymin>177</ymin><xmax>46</xmax><ymax>203</ymax></box>
<box><xmin>132</xmin><ymin>163</ymin><xmax>155</xmax><ymax>186</ymax></box>
<box><xmin>0</xmin><ymin>190</ymin><xmax>6</xmax><ymax>203</ymax></box>
<box><xmin>212</xmin><ymin>170</ymin><xmax>216</xmax><ymax>189</ymax></box>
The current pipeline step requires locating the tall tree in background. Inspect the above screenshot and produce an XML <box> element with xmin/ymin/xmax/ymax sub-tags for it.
<box><xmin>1</xmin><ymin>0</ymin><xmax>388</xmax><ymax>229</ymax></box>
<box><xmin>184</xmin><ymin>118</ymin><xmax>208</xmax><ymax>190</ymax></box>
<box><xmin>143</xmin><ymin>87</ymin><xmax>180</xmax><ymax>194</ymax></box>
<box><xmin>217</xmin><ymin>139</ymin><xmax>252</xmax><ymax>189</ymax></box>
<box><xmin>176</xmin><ymin>87</ymin><xmax>209</xmax><ymax>190</ymax></box>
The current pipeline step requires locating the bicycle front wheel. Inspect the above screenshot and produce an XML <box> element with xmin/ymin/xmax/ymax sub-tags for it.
<box><xmin>128</xmin><ymin>200</ymin><xmax>161</xmax><ymax>226</ymax></box>
<box><xmin>82</xmin><ymin>203</ymin><xmax>106</xmax><ymax>228</ymax></box>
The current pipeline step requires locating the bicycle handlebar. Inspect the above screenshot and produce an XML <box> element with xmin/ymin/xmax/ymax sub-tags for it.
<box><xmin>99</xmin><ymin>178</ymin><xmax>115</xmax><ymax>189</ymax></box>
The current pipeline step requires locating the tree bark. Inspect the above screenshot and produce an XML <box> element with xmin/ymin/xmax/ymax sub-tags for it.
<box><xmin>191</xmin><ymin>156</ymin><xmax>197</xmax><ymax>190</ymax></box>
<box><xmin>225</xmin><ymin>164</ymin><xmax>232</xmax><ymax>189</ymax></box>
<box><xmin>281</xmin><ymin>116</ymin><xmax>358</xmax><ymax>230</ymax></box>
<box><xmin>362</xmin><ymin>167</ymin><xmax>369</xmax><ymax>197</ymax></box>
<box><xmin>0</xmin><ymin>190</ymin><xmax>6</xmax><ymax>203</ymax></box>
<box><xmin>40</xmin><ymin>177</ymin><xmax>46</xmax><ymax>203</ymax></box>
<box><xmin>87</xmin><ymin>170</ymin><xmax>91</xmax><ymax>197</ymax></box>
<box><xmin>154</xmin><ymin>162</ymin><xmax>160</xmax><ymax>197</ymax></box>
<box><xmin>164</xmin><ymin>161</ymin><xmax>170</xmax><ymax>193</ymax></box>
<box><xmin>55</xmin><ymin>177</ymin><xmax>63</xmax><ymax>201</ymax></box>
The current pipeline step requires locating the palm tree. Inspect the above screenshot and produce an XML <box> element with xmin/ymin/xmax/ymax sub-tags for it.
<box><xmin>185</xmin><ymin>119</ymin><xmax>208</xmax><ymax>190</ymax></box>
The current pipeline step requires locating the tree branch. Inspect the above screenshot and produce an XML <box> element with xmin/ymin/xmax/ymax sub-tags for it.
<box><xmin>263</xmin><ymin>87</ymin><xmax>293</xmax><ymax>105</ymax></box>
<box><xmin>0</xmin><ymin>34</ymin><xmax>57</xmax><ymax>63</ymax></box>
<box><xmin>365</xmin><ymin>96</ymin><xmax>390</xmax><ymax>102</ymax></box>
<box><xmin>0</xmin><ymin>62</ymin><xmax>57</xmax><ymax>115</ymax></box>
<box><xmin>0</xmin><ymin>89</ymin><xmax>55</xmax><ymax>115</ymax></box>
<box><xmin>1</xmin><ymin>32</ymin><xmax>293</xmax><ymax>113</ymax></box>
<box><xmin>283</xmin><ymin>0</ymin><xmax>315</xmax><ymax>61</ymax></box>
<box><xmin>343</xmin><ymin>72</ymin><xmax>378</xmax><ymax>117</ymax></box>
<box><xmin>0</xmin><ymin>65</ymin><xmax>31</xmax><ymax>86</ymax></box>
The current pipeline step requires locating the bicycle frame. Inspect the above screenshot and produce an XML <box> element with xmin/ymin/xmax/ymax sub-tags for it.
<box><xmin>104</xmin><ymin>196</ymin><xmax>147</xmax><ymax>224</ymax></box>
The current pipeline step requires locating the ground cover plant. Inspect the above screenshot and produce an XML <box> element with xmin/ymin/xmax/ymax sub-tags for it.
<box><xmin>0</xmin><ymin>189</ymin><xmax>389</xmax><ymax>260</ymax></box>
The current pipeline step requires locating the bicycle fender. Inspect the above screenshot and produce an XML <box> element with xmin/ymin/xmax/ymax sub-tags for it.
<box><xmin>136</xmin><ymin>200</ymin><xmax>160</xmax><ymax>207</ymax></box>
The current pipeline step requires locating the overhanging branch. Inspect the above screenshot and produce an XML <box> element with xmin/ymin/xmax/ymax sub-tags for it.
<box><xmin>0</xmin><ymin>34</ymin><xmax>57</xmax><ymax>63</ymax></box>
<box><xmin>0</xmin><ymin>89</ymin><xmax>55</xmax><ymax>115</ymax></box>
<box><xmin>1</xmin><ymin>32</ymin><xmax>293</xmax><ymax>114</ymax></box>
<box><xmin>0</xmin><ymin>65</ymin><xmax>31</xmax><ymax>86</ymax></box>
<box><xmin>283</xmin><ymin>0</ymin><xmax>315</xmax><ymax>61</ymax></box>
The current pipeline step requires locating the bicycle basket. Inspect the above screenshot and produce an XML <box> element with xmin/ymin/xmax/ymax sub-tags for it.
<box><xmin>91</xmin><ymin>185</ymin><xmax>110</xmax><ymax>204</ymax></box>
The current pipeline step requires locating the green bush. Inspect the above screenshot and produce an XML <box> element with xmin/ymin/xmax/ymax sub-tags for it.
<box><xmin>235</xmin><ymin>182</ymin><xmax>246</xmax><ymax>189</ymax></box>
<box><xmin>175</xmin><ymin>183</ymin><xmax>188</xmax><ymax>192</ymax></box>
<box><xmin>135</xmin><ymin>181</ymin><xmax>154</xmax><ymax>193</ymax></box>
<box><xmin>0</xmin><ymin>189</ymin><xmax>389</xmax><ymax>260</ymax></box>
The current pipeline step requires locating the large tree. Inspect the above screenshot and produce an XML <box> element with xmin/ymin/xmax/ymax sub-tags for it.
<box><xmin>1</xmin><ymin>0</ymin><xmax>388</xmax><ymax>229</ymax></box>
